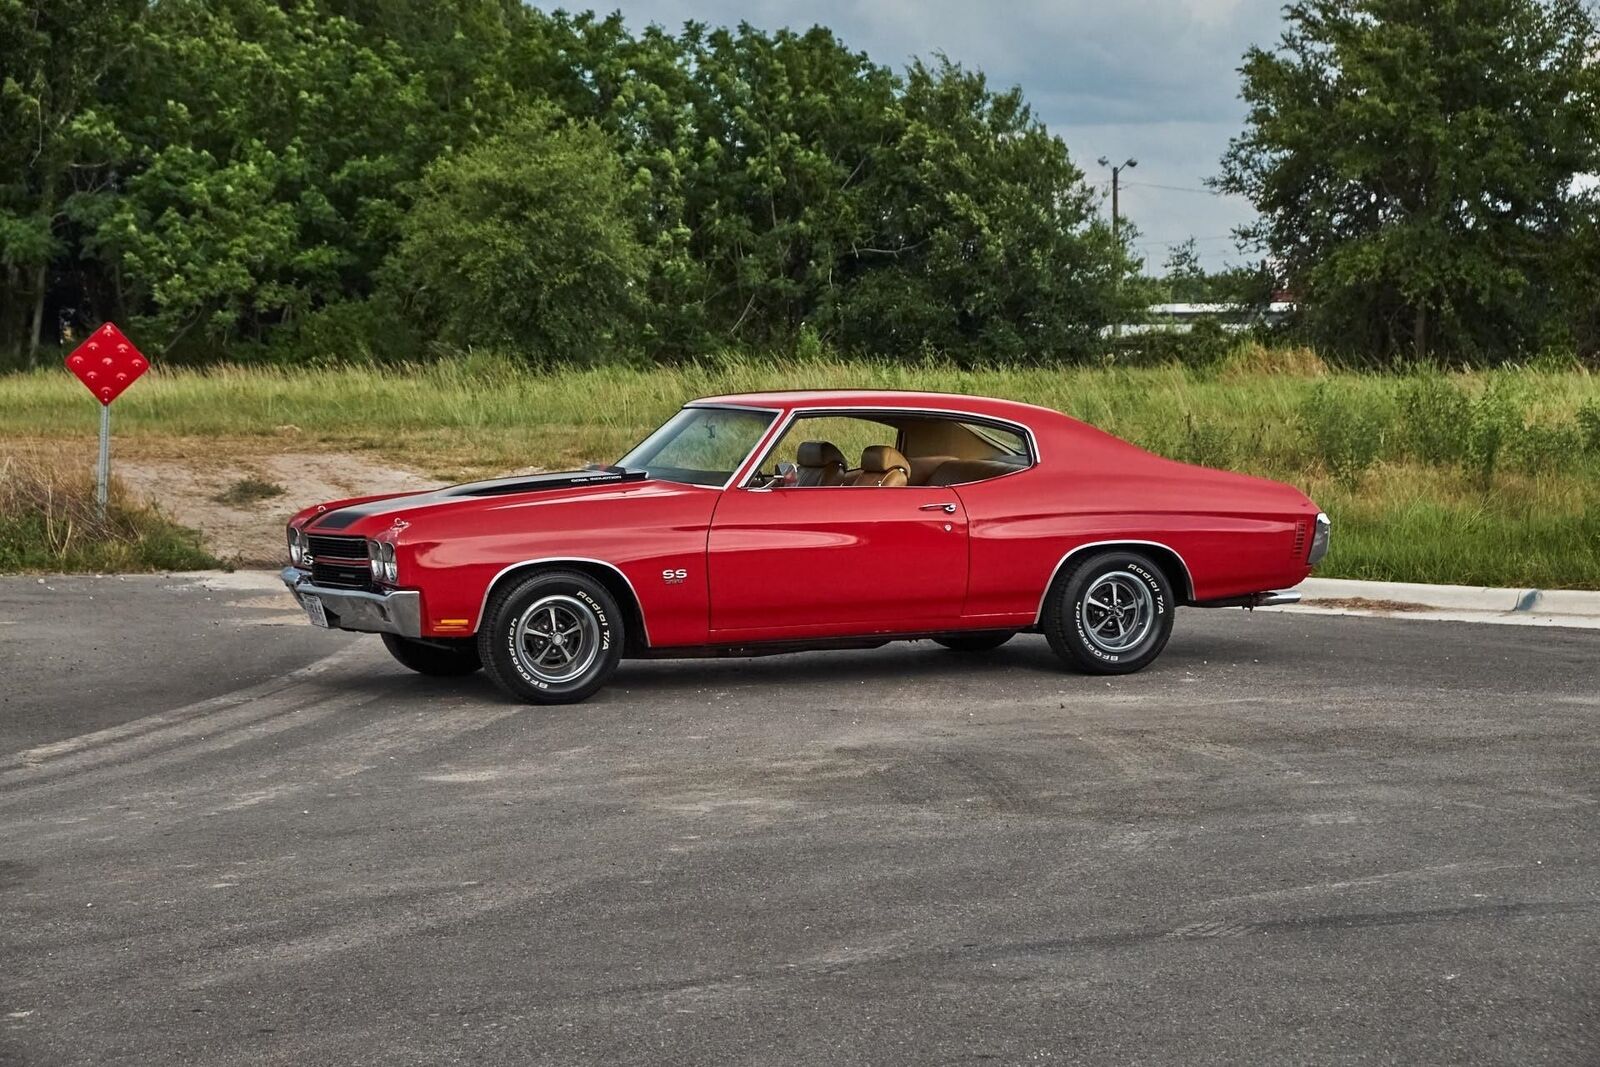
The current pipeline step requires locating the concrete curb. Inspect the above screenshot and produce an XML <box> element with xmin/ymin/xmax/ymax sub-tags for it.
<box><xmin>1290</xmin><ymin>577</ymin><xmax>1600</xmax><ymax>617</ymax></box>
<box><xmin>1259</xmin><ymin>577</ymin><xmax>1600</xmax><ymax>630</ymax></box>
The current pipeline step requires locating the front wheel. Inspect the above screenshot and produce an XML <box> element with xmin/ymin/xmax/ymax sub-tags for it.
<box><xmin>1042</xmin><ymin>551</ymin><xmax>1174</xmax><ymax>675</ymax></box>
<box><xmin>381</xmin><ymin>633</ymin><xmax>482</xmax><ymax>676</ymax></box>
<box><xmin>478</xmin><ymin>569</ymin><xmax>624</xmax><ymax>705</ymax></box>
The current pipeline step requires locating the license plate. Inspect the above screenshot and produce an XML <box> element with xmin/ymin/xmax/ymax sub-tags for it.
<box><xmin>301</xmin><ymin>594</ymin><xmax>329</xmax><ymax>628</ymax></box>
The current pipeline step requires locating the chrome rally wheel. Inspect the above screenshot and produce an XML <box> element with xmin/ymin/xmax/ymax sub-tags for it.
<box><xmin>1079</xmin><ymin>571</ymin><xmax>1157</xmax><ymax>655</ymax></box>
<box><xmin>512</xmin><ymin>594</ymin><xmax>602</xmax><ymax>685</ymax></box>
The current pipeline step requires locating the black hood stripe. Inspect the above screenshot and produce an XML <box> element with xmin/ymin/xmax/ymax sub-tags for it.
<box><xmin>312</xmin><ymin>467</ymin><xmax>647</xmax><ymax>530</ymax></box>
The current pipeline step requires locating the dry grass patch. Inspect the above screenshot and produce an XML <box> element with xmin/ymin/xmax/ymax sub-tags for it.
<box><xmin>0</xmin><ymin>447</ymin><xmax>217</xmax><ymax>573</ymax></box>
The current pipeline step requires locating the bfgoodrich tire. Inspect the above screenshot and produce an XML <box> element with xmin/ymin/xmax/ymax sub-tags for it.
<box><xmin>381</xmin><ymin>633</ymin><xmax>482</xmax><ymax>676</ymax></box>
<box><xmin>933</xmin><ymin>631</ymin><xmax>1016</xmax><ymax>652</ymax></box>
<box><xmin>1042</xmin><ymin>551</ymin><xmax>1174</xmax><ymax>675</ymax></box>
<box><xmin>477</xmin><ymin>569</ymin><xmax>624</xmax><ymax>705</ymax></box>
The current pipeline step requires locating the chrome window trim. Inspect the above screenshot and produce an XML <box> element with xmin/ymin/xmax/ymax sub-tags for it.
<box><xmin>732</xmin><ymin>406</ymin><xmax>1041</xmax><ymax>490</ymax></box>
<box><xmin>475</xmin><ymin>556</ymin><xmax>652</xmax><ymax>646</ymax></box>
<box><xmin>1034</xmin><ymin>539</ymin><xmax>1197</xmax><ymax>622</ymax></box>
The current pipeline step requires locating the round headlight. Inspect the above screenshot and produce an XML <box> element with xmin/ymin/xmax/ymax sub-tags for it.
<box><xmin>382</xmin><ymin>542</ymin><xmax>397</xmax><ymax>583</ymax></box>
<box><xmin>288</xmin><ymin>527</ymin><xmax>303</xmax><ymax>565</ymax></box>
<box><xmin>367</xmin><ymin>540</ymin><xmax>383</xmax><ymax>579</ymax></box>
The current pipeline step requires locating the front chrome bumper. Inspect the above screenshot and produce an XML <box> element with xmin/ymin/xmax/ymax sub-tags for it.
<box><xmin>280</xmin><ymin>566</ymin><xmax>422</xmax><ymax>638</ymax></box>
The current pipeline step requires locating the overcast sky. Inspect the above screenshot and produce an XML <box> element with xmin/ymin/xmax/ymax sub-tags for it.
<box><xmin>543</xmin><ymin>0</ymin><xmax>1286</xmax><ymax>270</ymax></box>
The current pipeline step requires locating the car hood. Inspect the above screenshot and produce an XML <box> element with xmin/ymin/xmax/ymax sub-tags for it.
<box><xmin>302</xmin><ymin>467</ymin><xmax>652</xmax><ymax>532</ymax></box>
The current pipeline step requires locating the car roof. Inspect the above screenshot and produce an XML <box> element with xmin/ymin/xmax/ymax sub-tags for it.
<box><xmin>688</xmin><ymin>389</ymin><xmax>1061</xmax><ymax>425</ymax></box>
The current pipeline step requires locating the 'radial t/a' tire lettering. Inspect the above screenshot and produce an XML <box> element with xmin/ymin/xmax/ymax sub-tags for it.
<box><xmin>478</xmin><ymin>569</ymin><xmax>624</xmax><ymax>705</ymax></box>
<box><xmin>1042</xmin><ymin>550</ymin><xmax>1175</xmax><ymax>675</ymax></box>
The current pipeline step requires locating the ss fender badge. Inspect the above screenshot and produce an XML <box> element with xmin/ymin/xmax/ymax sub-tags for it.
<box><xmin>661</xmin><ymin>568</ymin><xmax>688</xmax><ymax>585</ymax></box>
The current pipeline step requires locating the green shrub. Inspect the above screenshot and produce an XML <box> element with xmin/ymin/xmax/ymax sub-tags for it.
<box><xmin>1511</xmin><ymin>422</ymin><xmax>1584</xmax><ymax>472</ymax></box>
<box><xmin>1396</xmin><ymin>375</ymin><xmax>1470</xmax><ymax>464</ymax></box>
<box><xmin>271</xmin><ymin>295</ymin><xmax>425</xmax><ymax>366</ymax></box>
<box><xmin>794</xmin><ymin>324</ymin><xmax>827</xmax><ymax>362</ymax></box>
<box><xmin>1175</xmin><ymin>414</ymin><xmax>1237</xmax><ymax>469</ymax></box>
<box><xmin>1466</xmin><ymin>377</ymin><xmax>1524</xmax><ymax>483</ymax></box>
<box><xmin>1117</xmin><ymin>320</ymin><xmax>1235</xmax><ymax>371</ymax></box>
<box><xmin>384</xmin><ymin>106</ymin><xmax>649</xmax><ymax>364</ymax></box>
<box><xmin>1298</xmin><ymin>382</ymin><xmax>1390</xmax><ymax>485</ymax></box>
<box><xmin>1578</xmin><ymin>399</ymin><xmax>1600</xmax><ymax>453</ymax></box>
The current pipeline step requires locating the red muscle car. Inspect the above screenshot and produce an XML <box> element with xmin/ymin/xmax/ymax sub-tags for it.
<box><xmin>282</xmin><ymin>391</ymin><xmax>1329</xmax><ymax>704</ymax></box>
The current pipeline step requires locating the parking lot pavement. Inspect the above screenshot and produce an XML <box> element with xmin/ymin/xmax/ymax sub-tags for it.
<box><xmin>1</xmin><ymin>574</ymin><xmax>1596</xmax><ymax>1065</ymax></box>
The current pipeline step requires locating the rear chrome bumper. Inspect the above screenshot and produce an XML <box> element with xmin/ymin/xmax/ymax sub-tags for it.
<box><xmin>1192</xmin><ymin>590</ymin><xmax>1303</xmax><ymax>609</ymax></box>
<box><xmin>280</xmin><ymin>566</ymin><xmax>422</xmax><ymax>638</ymax></box>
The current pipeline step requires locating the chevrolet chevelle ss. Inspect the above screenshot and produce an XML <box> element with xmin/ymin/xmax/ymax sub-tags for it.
<box><xmin>282</xmin><ymin>391</ymin><xmax>1330</xmax><ymax>704</ymax></box>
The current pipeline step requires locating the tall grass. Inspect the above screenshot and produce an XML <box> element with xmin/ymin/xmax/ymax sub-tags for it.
<box><xmin>3</xmin><ymin>346</ymin><xmax>1598</xmax><ymax>586</ymax></box>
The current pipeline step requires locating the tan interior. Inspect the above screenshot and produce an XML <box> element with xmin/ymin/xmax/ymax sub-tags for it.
<box><xmin>846</xmin><ymin>445</ymin><xmax>910</xmax><ymax>487</ymax></box>
<box><xmin>794</xmin><ymin>440</ymin><xmax>848</xmax><ymax>486</ymax></box>
<box><xmin>922</xmin><ymin>458</ymin><xmax>1022</xmax><ymax>485</ymax></box>
<box><xmin>908</xmin><ymin>454</ymin><xmax>958</xmax><ymax>485</ymax></box>
<box><xmin>899</xmin><ymin>420</ymin><xmax>1010</xmax><ymax>460</ymax></box>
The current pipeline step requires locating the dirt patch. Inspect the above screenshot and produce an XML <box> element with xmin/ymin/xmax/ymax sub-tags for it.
<box><xmin>118</xmin><ymin>452</ymin><xmax>441</xmax><ymax>565</ymax></box>
<box><xmin>1309</xmin><ymin>596</ymin><xmax>1432</xmax><ymax>613</ymax></box>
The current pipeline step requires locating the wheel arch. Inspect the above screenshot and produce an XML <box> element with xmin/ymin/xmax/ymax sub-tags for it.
<box><xmin>1034</xmin><ymin>540</ymin><xmax>1195</xmax><ymax>623</ymax></box>
<box><xmin>477</xmin><ymin>558</ymin><xmax>650</xmax><ymax>653</ymax></box>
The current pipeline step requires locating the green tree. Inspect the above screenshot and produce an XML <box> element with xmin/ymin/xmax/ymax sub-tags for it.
<box><xmin>832</xmin><ymin>57</ymin><xmax>1126</xmax><ymax>362</ymax></box>
<box><xmin>88</xmin><ymin>0</ymin><xmax>448</xmax><ymax>352</ymax></box>
<box><xmin>0</xmin><ymin>0</ymin><xmax>143</xmax><ymax>365</ymax></box>
<box><xmin>384</xmin><ymin>108</ymin><xmax>648</xmax><ymax>363</ymax></box>
<box><xmin>1563</xmin><ymin>193</ymin><xmax>1600</xmax><ymax>358</ymax></box>
<box><xmin>1218</xmin><ymin>0</ymin><xmax>1600</xmax><ymax>362</ymax></box>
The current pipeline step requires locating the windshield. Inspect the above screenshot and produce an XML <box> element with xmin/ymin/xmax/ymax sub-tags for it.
<box><xmin>617</xmin><ymin>406</ymin><xmax>775</xmax><ymax>487</ymax></box>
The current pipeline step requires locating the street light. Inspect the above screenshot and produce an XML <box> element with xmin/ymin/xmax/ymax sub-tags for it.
<box><xmin>1098</xmin><ymin>157</ymin><xmax>1138</xmax><ymax>246</ymax></box>
<box><xmin>1099</xmin><ymin>158</ymin><xmax>1137</xmax><ymax>339</ymax></box>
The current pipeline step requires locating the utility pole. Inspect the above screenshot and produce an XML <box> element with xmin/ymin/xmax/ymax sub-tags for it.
<box><xmin>1099</xmin><ymin>157</ymin><xmax>1137</xmax><ymax>339</ymax></box>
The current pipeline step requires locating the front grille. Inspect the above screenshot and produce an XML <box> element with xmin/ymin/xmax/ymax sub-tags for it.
<box><xmin>1292</xmin><ymin>520</ymin><xmax>1308</xmax><ymax>559</ymax></box>
<box><xmin>307</xmin><ymin>534</ymin><xmax>372</xmax><ymax>590</ymax></box>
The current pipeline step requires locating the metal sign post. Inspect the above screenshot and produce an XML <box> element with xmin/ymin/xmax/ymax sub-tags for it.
<box><xmin>65</xmin><ymin>323</ymin><xmax>149</xmax><ymax>520</ymax></box>
<box><xmin>97</xmin><ymin>404</ymin><xmax>111</xmax><ymax>517</ymax></box>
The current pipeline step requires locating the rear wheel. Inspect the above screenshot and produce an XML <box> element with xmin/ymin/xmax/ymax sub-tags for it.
<box><xmin>933</xmin><ymin>631</ymin><xmax>1015</xmax><ymax>652</ymax></box>
<box><xmin>478</xmin><ymin>569</ymin><xmax>623</xmax><ymax>705</ymax></box>
<box><xmin>381</xmin><ymin>633</ymin><xmax>482</xmax><ymax>677</ymax></box>
<box><xmin>1042</xmin><ymin>551</ymin><xmax>1174</xmax><ymax>675</ymax></box>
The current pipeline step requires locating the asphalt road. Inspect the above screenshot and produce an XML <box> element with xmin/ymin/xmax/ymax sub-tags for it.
<box><xmin>1</xmin><ymin>573</ymin><xmax>1597</xmax><ymax>1066</ymax></box>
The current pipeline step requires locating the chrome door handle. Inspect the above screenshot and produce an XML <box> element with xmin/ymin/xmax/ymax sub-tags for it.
<box><xmin>919</xmin><ymin>503</ymin><xmax>958</xmax><ymax>514</ymax></box>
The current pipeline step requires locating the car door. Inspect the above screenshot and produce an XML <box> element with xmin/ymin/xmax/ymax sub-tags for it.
<box><xmin>707</xmin><ymin>484</ymin><xmax>969</xmax><ymax>639</ymax></box>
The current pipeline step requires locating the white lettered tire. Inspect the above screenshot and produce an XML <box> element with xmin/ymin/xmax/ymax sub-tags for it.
<box><xmin>478</xmin><ymin>569</ymin><xmax>624</xmax><ymax>704</ymax></box>
<box><xmin>1043</xmin><ymin>550</ymin><xmax>1174</xmax><ymax>675</ymax></box>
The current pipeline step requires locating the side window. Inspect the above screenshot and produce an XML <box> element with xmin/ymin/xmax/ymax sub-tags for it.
<box><xmin>749</xmin><ymin>415</ymin><xmax>903</xmax><ymax>487</ymax></box>
<box><xmin>959</xmin><ymin>422</ymin><xmax>1028</xmax><ymax>458</ymax></box>
<box><xmin>897</xmin><ymin>417</ymin><xmax>1033</xmax><ymax>486</ymax></box>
